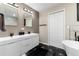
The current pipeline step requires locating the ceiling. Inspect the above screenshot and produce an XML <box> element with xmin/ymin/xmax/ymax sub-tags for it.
<box><xmin>26</xmin><ymin>3</ymin><xmax>59</xmax><ymax>12</ymax></box>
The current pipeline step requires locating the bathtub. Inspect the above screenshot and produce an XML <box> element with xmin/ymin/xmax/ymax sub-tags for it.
<box><xmin>62</xmin><ymin>40</ymin><xmax>79</xmax><ymax>56</ymax></box>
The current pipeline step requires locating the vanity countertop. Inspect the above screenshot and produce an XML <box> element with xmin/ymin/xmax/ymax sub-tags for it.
<box><xmin>0</xmin><ymin>33</ymin><xmax>39</xmax><ymax>46</ymax></box>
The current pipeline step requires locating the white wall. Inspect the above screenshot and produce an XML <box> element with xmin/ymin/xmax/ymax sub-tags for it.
<box><xmin>39</xmin><ymin>3</ymin><xmax>78</xmax><ymax>44</ymax></box>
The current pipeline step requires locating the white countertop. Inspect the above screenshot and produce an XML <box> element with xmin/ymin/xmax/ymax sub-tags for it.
<box><xmin>0</xmin><ymin>33</ymin><xmax>39</xmax><ymax>46</ymax></box>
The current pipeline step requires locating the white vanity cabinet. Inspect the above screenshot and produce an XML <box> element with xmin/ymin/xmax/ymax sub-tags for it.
<box><xmin>0</xmin><ymin>33</ymin><xmax>39</xmax><ymax>56</ymax></box>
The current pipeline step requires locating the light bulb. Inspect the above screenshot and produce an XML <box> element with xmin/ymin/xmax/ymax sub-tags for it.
<box><xmin>14</xmin><ymin>4</ymin><xmax>19</xmax><ymax>7</ymax></box>
<box><xmin>31</xmin><ymin>11</ymin><xmax>33</xmax><ymax>14</ymax></box>
<box><xmin>28</xmin><ymin>10</ymin><xmax>30</xmax><ymax>12</ymax></box>
<box><xmin>24</xmin><ymin>8</ymin><xmax>27</xmax><ymax>11</ymax></box>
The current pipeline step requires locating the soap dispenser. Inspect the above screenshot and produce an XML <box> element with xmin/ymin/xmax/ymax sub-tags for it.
<box><xmin>10</xmin><ymin>33</ymin><xmax>14</xmax><ymax>37</ymax></box>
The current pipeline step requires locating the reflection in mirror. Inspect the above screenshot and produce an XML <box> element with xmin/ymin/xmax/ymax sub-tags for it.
<box><xmin>24</xmin><ymin>12</ymin><xmax>32</xmax><ymax>27</ymax></box>
<box><xmin>0</xmin><ymin>3</ymin><xmax>18</xmax><ymax>26</ymax></box>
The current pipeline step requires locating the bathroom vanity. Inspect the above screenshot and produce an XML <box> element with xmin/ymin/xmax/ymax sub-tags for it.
<box><xmin>0</xmin><ymin>33</ymin><xmax>39</xmax><ymax>56</ymax></box>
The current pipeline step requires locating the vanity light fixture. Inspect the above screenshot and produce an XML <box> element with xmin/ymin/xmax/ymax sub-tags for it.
<box><xmin>24</xmin><ymin>9</ymin><xmax>32</xmax><ymax>14</ymax></box>
<box><xmin>23</xmin><ymin>6</ymin><xmax>33</xmax><ymax>14</ymax></box>
<box><xmin>8</xmin><ymin>3</ymin><xmax>19</xmax><ymax>8</ymax></box>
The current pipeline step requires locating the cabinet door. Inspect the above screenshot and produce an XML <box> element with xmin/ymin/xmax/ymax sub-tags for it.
<box><xmin>0</xmin><ymin>45</ymin><xmax>6</xmax><ymax>56</ymax></box>
<box><xmin>30</xmin><ymin>36</ymin><xmax>39</xmax><ymax>48</ymax></box>
<box><xmin>5</xmin><ymin>42</ymin><xmax>20</xmax><ymax>56</ymax></box>
<box><xmin>20</xmin><ymin>39</ymin><xmax>31</xmax><ymax>55</ymax></box>
<box><xmin>20</xmin><ymin>40</ymin><xmax>27</xmax><ymax>55</ymax></box>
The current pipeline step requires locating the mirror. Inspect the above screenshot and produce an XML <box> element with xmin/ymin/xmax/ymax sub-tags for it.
<box><xmin>24</xmin><ymin>12</ymin><xmax>32</xmax><ymax>27</ymax></box>
<box><xmin>0</xmin><ymin>3</ymin><xmax>18</xmax><ymax>26</ymax></box>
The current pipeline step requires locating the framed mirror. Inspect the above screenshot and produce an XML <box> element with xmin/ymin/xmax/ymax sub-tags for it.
<box><xmin>24</xmin><ymin>12</ymin><xmax>32</xmax><ymax>27</ymax></box>
<box><xmin>0</xmin><ymin>3</ymin><xmax>18</xmax><ymax>26</ymax></box>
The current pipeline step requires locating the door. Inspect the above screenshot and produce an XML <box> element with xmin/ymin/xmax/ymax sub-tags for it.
<box><xmin>48</xmin><ymin>10</ymin><xmax>65</xmax><ymax>49</ymax></box>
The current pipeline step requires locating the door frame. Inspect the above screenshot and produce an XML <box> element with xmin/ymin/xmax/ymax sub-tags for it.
<box><xmin>48</xmin><ymin>9</ymin><xmax>65</xmax><ymax>46</ymax></box>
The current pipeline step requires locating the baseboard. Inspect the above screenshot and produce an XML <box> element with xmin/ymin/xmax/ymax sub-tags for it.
<box><xmin>40</xmin><ymin>42</ymin><xmax>49</xmax><ymax>46</ymax></box>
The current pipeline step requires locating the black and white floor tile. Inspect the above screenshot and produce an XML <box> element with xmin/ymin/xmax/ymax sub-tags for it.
<box><xmin>26</xmin><ymin>43</ymin><xmax>67</xmax><ymax>56</ymax></box>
